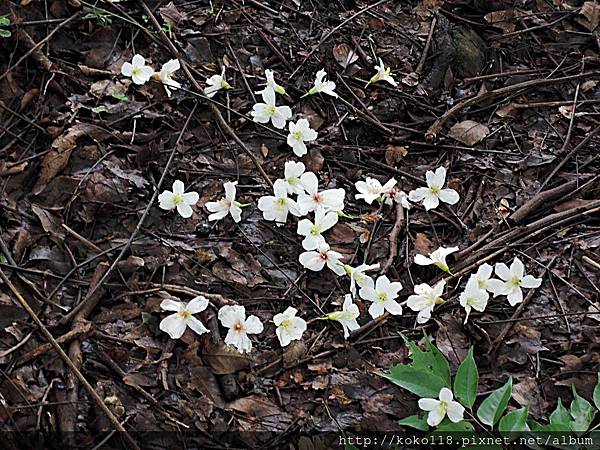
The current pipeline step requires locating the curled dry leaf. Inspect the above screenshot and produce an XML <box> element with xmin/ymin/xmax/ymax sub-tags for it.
<box><xmin>204</xmin><ymin>339</ymin><xmax>251</xmax><ymax>375</ymax></box>
<box><xmin>332</xmin><ymin>43</ymin><xmax>358</xmax><ymax>69</ymax></box>
<box><xmin>449</xmin><ymin>120</ymin><xmax>489</xmax><ymax>146</ymax></box>
<box><xmin>33</xmin><ymin>124</ymin><xmax>111</xmax><ymax>195</ymax></box>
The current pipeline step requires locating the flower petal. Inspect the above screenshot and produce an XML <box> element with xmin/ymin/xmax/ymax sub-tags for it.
<box><xmin>160</xmin><ymin>299</ymin><xmax>183</xmax><ymax>312</ymax></box>
<box><xmin>187</xmin><ymin>296</ymin><xmax>209</xmax><ymax>313</ymax></box>
<box><xmin>186</xmin><ymin>316</ymin><xmax>209</xmax><ymax>336</ymax></box>
<box><xmin>160</xmin><ymin>314</ymin><xmax>186</xmax><ymax>339</ymax></box>
<box><xmin>245</xmin><ymin>315</ymin><xmax>264</xmax><ymax>334</ymax></box>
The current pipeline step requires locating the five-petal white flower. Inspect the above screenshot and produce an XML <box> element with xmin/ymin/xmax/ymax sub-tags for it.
<box><xmin>472</xmin><ymin>263</ymin><xmax>496</xmax><ymax>292</ymax></box>
<box><xmin>218</xmin><ymin>305</ymin><xmax>263</xmax><ymax>353</ymax></box>
<box><xmin>204</xmin><ymin>67</ymin><xmax>232</xmax><ymax>98</ymax></box>
<box><xmin>158</xmin><ymin>59</ymin><xmax>181</xmax><ymax>97</ymax></box>
<box><xmin>407</xmin><ymin>280</ymin><xmax>445</xmax><ymax>324</ymax></box>
<box><xmin>297</xmin><ymin>172</ymin><xmax>345</xmax><ymax>214</ymax></box>
<box><xmin>327</xmin><ymin>294</ymin><xmax>360</xmax><ymax>339</ymax></box>
<box><xmin>459</xmin><ymin>276</ymin><xmax>489</xmax><ymax>323</ymax></box>
<box><xmin>418</xmin><ymin>387</ymin><xmax>465</xmax><ymax>427</ymax></box>
<box><xmin>158</xmin><ymin>180</ymin><xmax>199</xmax><ymax>219</ymax></box>
<box><xmin>343</xmin><ymin>263</ymin><xmax>379</xmax><ymax>296</ymax></box>
<box><xmin>287</xmin><ymin>119</ymin><xmax>318</xmax><ymax>157</ymax></box>
<box><xmin>258</xmin><ymin>179</ymin><xmax>303</xmax><ymax>225</ymax></box>
<box><xmin>299</xmin><ymin>242</ymin><xmax>345</xmax><ymax>275</ymax></box>
<box><xmin>159</xmin><ymin>296</ymin><xmax>210</xmax><ymax>339</ymax></box>
<box><xmin>257</xmin><ymin>69</ymin><xmax>286</xmax><ymax>96</ymax></box>
<box><xmin>487</xmin><ymin>257</ymin><xmax>542</xmax><ymax>306</ymax></box>
<box><xmin>408</xmin><ymin>167</ymin><xmax>460</xmax><ymax>211</ymax></box>
<box><xmin>205</xmin><ymin>181</ymin><xmax>243</xmax><ymax>223</ymax></box>
<box><xmin>297</xmin><ymin>207</ymin><xmax>338</xmax><ymax>250</ymax></box>
<box><xmin>414</xmin><ymin>246</ymin><xmax>459</xmax><ymax>273</ymax></box>
<box><xmin>274</xmin><ymin>307</ymin><xmax>307</xmax><ymax>347</ymax></box>
<box><xmin>121</xmin><ymin>54</ymin><xmax>154</xmax><ymax>85</ymax></box>
<box><xmin>359</xmin><ymin>275</ymin><xmax>403</xmax><ymax>319</ymax></box>
<box><xmin>305</xmin><ymin>69</ymin><xmax>338</xmax><ymax>98</ymax></box>
<box><xmin>355</xmin><ymin>177</ymin><xmax>384</xmax><ymax>205</ymax></box>
<box><xmin>366</xmin><ymin>58</ymin><xmax>397</xmax><ymax>87</ymax></box>
<box><xmin>251</xmin><ymin>87</ymin><xmax>292</xmax><ymax>129</ymax></box>
<box><xmin>280</xmin><ymin>161</ymin><xmax>306</xmax><ymax>195</ymax></box>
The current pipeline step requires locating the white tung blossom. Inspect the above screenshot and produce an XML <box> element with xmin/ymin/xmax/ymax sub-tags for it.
<box><xmin>414</xmin><ymin>246</ymin><xmax>459</xmax><ymax>273</ymax></box>
<box><xmin>121</xmin><ymin>54</ymin><xmax>154</xmax><ymax>85</ymax></box>
<box><xmin>408</xmin><ymin>167</ymin><xmax>460</xmax><ymax>211</ymax></box>
<box><xmin>343</xmin><ymin>263</ymin><xmax>379</xmax><ymax>296</ymax></box>
<box><xmin>359</xmin><ymin>275</ymin><xmax>403</xmax><ymax>319</ymax></box>
<box><xmin>418</xmin><ymin>387</ymin><xmax>465</xmax><ymax>427</ymax></box>
<box><xmin>299</xmin><ymin>242</ymin><xmax>345</xmax><ymax>275</ymax></box>
<box><xmin>355</xmin><ymin>177</ymin><xmax>384</xmax><ymax>205</ymax></box>
<box><xmin>159</xmin><ymin>296</ymin><xmax>210</xmax><ymax>339</ymax></box>
<box><xmin>287</xmin><ymin>119</ymin><xmax>318</xmax><ymax>157</ymax></box>
<box><xmin>297</xmin><ymin>172</ymin><xmax>345</xmax><ymax>214</ymax></box>
<box><xmin>381</xmin><ymin>179</ymin><xmax>411</xmax><ymax>208</ymax></box>
<box><xmin>487</xmin><ymin>257</ymin><xmax>542</xmax><ymax>306</ymax></box>
<box><xmin>158</xmin><ymin>180</ymin><xmax>199</xmax><ymax>219</ymax></box>
<box><xmin>366</xmin><ymin>58</ymin><xmax>397</xmax><ymax>87</ymax></box>
<box><xmin>204</xmin><ymin>67</ymin><xmax>232</xmax><ymax>98</ymax></box>
<box><xmin>326</xmin><ymin>294</ymin><xmax>360</xmax><ymax>339</ymax></box>
<box><xmin>258</xmin><ymin>69</ymin><xmax>286</xmax><ymax>96</ymax></box>
<box><xmin>158</xmin><ymin>59</ymin><xmax>181</xmax><ymax>97</ymax></box>
<box><xmin>218</xmin><ymin>305</ymin><xmax>263</xmax><ymax>353</ymax></box>
<box><xmin>257</xmin><ymin>179</ymin><xmax>303</xmax><ymax>225</ymax></box>
<box><xmin>459</xmin><ymin>276</ymin><xmax>489</xmax><ymax>323</ymax></box>
<box><xmin>407</xmin><ymin>280</ymin><xmax>445</xmax><ymax>324</ymax></box>
<box><xmin>296</xmin><ymin>207</ymin><xmax>338</xmax><ymax>250</ymax></box>
<box><xmin>251</xmin><ymin>87</ymin><xmax>292</xmax><ymax>129</ymax></box>
<box><xmin>280</xmin><ymin>161</ymin><xmax>306</xmax><ymax>195</ymax></box>
<box><xmin>304</xmin><ymin>69</ymin><xmax>338</xmax><ymax>98</ymax></box>
<box><xmin>205</xmin><ymin>181</ymin><xmax>243</xmax><ymax>223</ymax></box>
<box><xmin>472</xmin><ymin>263</ymin><xmax>496</xmax><ymax>292</ymax></box>
<box><xmin>274</xmin><ymin>307</ymin><xmax>306</xmax><ymax>347</ymax></box>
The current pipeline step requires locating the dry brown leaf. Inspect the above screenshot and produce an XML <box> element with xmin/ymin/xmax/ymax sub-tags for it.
<box><xmin>332</xmin><ymin>43</ymin><xmax>358</xmax><ymax>69</ymax></box>
<box><xmin>484</xmin><ymin>10</ymin><xmax>516</xmax><ymax>33</ymax></box>
<box><xmin>385</xmin><ymin>145</ymin><xmax>408</xmax><ymax>166</ymax></box>
<box><xmin>89</xmin><ymin>79</ymin><xmax>131</xmax><ymax>98</ymax></box>
<box><xmin>449</xmin><ymin>120</ymin><xmax>489</xmax><ymax>146</ymax></box>
<box><xmin>283</xmin><ymin>340</ymin><xmax>307</xmax><ymax>368</ymax></box>
<box><xmin>578</xmin><ymin>1</ymin><xmax>600</xmax><ymax>31</ymax></box>
<box><xmin>33</xmin><ymin>124</ymin><xmax>110</xmax><ymax>195</ymax></box>
<box><xmin>204</xmin><ymin>340</ymin><xmax>251</xmax><ymax>375</ymax></box>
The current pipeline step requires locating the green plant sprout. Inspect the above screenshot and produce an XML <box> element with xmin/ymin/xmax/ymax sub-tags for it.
<box><xmin>380</xmin><ymin>333</ymin><xmax>600</xmax><ymax>449</ymax></box>
<box><xmin>0</xmin><ymin>15</ymin><xmax>11</xmax><ymax>38</ymax></box>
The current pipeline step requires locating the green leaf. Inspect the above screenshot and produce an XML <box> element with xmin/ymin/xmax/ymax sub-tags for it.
<box><xmin>383</xmin><ymin>365</ymin><xmax>447</xmax><ymax>398</ymax></box>
<box><xmin>550</xmin><ymin>398</ymin><xmax>574</xmax><ymax>429</ymax></box>
<box><xmin>454</xmin><ymin>347</ymin><xmax>479</xmax><ymax>408</ymax></box>
<box><xmin>593</xmin><ymin>373</ymin><xmax>600</xmax><ymax>411</ymax></box>
<box><xmin>570</xmin><ymin>385</ymin><xmax>595</xmax><ymax>432</ymax></box>
<box><xmin>434</xmin><ymin>419</ymin><xmax>475</xmax><ymax>432</ymax></box>
<box><xmin>499</xmin><ymin>406</ymin><xmax>529</xmax><ymax>434</ymax></box>
<box><xmin>0</xmin><ymin>15</ymin><xmax>10</xmax><ymax>26</ymax></box>
<box><xmin>477</xmin><ymin>377</ymin><xmax>513</xmax><ymax>427</ymax></box>
<box><xmin>422</xmin><ymin>333</ymin><xmax>452</xmax><ymax>387</ymax></box>
<box><xmin>0</xmin><ymin>29</ymin><xmax>10</xmax><ymax>38</ymax></box>
<box><xmin>398</xmin><ymin>414</ymin><xmax>428</xmax><ymax>431</ymax></box>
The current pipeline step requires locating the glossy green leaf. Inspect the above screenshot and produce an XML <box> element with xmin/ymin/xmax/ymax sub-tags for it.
<box><xmin>569</xmin><ymin>385</ymin><xmax>595</xmax><ymax>432</ymax></box>
<box><xmin>383</xmin><ymin>365</ymin><xmax>446</xmax><ymax>398</ymax></box>
<box><xmin>499</xmin><ymin>406</ymin><xmax>529</xmax><ymax>434</ymax></box>
<box><xmin>454</xmin><ymin>347</ymin><xmax>479</xmax><ymax>408</ymax></box>
<box><xmin>550</xmin><ymin>398</ymin><xmax>574</xmax><ymax>429</ymax></box>
<box><xmin>477</xmin><ymin>378</ymin><xmax>513</xmax><ymax>427</ymax></box>
<box><xmin>398</xmin><ymin>414</ymin><xmax>428</xmax><ymax>431</ymax></box>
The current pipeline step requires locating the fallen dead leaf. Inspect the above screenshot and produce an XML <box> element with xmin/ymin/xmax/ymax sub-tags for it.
<box><xmin>578</xmin><ymin>1</ymin><xmax>600</xmax><ymax>31</ymax></box>
<box><xmin>449</xmin><ymin>120</ymin><xmax>489</xmax><ymax>146</ymax></box>
<box><xmin>332</xmin><ymin>43</ymin><xmax>358</xmax><ymax>69</ymax></box>
<box><xmin>204</xmin><ymin>340</ymin><xmax>251</xmax><ymax>375</ymax></box>
<box><xmin>385</xmin><ymin>145</ymin><xmax>408</xmax><ymax>166</ymax></box>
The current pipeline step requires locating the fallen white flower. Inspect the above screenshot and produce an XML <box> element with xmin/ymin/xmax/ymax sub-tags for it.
<box><xmin>121</xmin><ymin>54</ymin><xmax>154</xmax><ymax>85</ymax></box>
<box><xmin>366</xmin><ymin>58</ymin><xmax>397</xmax><ymax>87</ymax></box>
<box><xmin>257</xmin><ymin>69</ymin><xmax>286</xmax><ymax>96</ymax></box>
<box><xmin>459</xmin><ymin>276</ymin><xmax>489</xmax><ymax>323</ymax></box>
<box><xmin>355</xmin><ymin>177</ymin><xmax>384</xmax><ymax>205</ymax></box>
<box><xmin>297</xmin><ymin>207</ymin><xmax>338</xmax><ymax>250</ymax></box>
<box><xmin>274</xmin><ymin>306</ymin><xmax>306</xmax><ymax>347</ymax></box>
<box><xmin>258</xmin><ymin>179</ymin><xmax>303</xmax><ymax>225</ymax></box>
<box><xmin>159</xmin><ymin>296</ymin><xmax>210</xmax><ymax>339</ymax></box>
<box><xmin>280</xmin><ymin>161</ymin><xmax>306</xmax><ymax>195</ymax></box>
<box><xmin>487</xmin><ymin>257</ymin><xmax>542</xmax><ymax>306</ymax></box>
<box><xmin>408</xmin><ymin>167</ymin><xmax>459</xmax><ymax>211</ymax></box>
<box><xmin>407</xmin><ymin>280</ymin><xmax>445</xmax><ymax>324</ymax></box>
<box><xmin>299</xmin><ymin>242</ymin><xmax>345</xmax><ymax>275</ymax></box>
<box><xmin>204</xmin><ymin>67</ymin><xmax>232</xmax><ymax>98</ymax></box>
<box><xmin>304</xmin><ymin>69</ymin><xmax>338</xmax><ymax>98</ymax></box>
<box><xmin>251</xmin><ymin>87</ymin><xmax>292</xmax><ymax>129</ymax></box>
<box><xmin>414</xmin><ymin>246</ymin><xmax>459</xmax><ymax>273</ymax></box>
<box><xmin>297</xmin><ymin>172</ymin><xmax>345</xmax><ymax>213</ymax></box>
<box><xmin>381</xmin><ymin>179</ymin><xmax>411</xmax><ymax>208</ymax></box>
<box><xmin>218</xmin><ymin>305</ymin><xmax>263</xmax><ymax>353</ymax></box>
<box><xmin>158</xmin><ymin>59</ymin><xmax>181</xmax><ymax>97</ymax></box>
<box><xmin>418</xmin><ymin>387</ymin><xmax>465</xmax><ymax>427</ymax></box>
<box><xmin>359</xmin><ymin>275</ymin><xmax>403</xmax><ymax>319</ymax></box>
<box><xmin>287</xmin><ymin>118</ymin><xmax>318</xmax><ymax>157</ymax></box>
<box><xmin>343</xmin><ymin>263</ymin><xmax>379</xmax><ymax>296</ymax></box>
<box><xmin>205</xmin><ymin>181</ymin><xmax>244</xmax><ymax>223</ymax></box>
<box><xmin>158</xmin><ymin>180</ymin><xmax>199</xmax><ymax>219</ymax></box>
<box><xmin>326</xmin><ymin>294</ymin><xmax>360</xmax><ymax>339</ymax></box>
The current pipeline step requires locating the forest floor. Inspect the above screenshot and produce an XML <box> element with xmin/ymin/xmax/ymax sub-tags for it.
<box><xmin>1</xmin><ymin>0</ymin><xmax>600</xmax><ymax>449</ymax></box>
